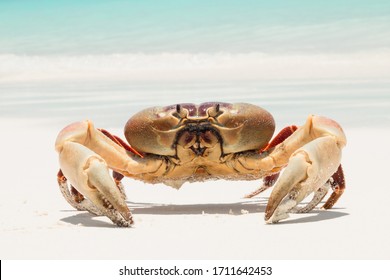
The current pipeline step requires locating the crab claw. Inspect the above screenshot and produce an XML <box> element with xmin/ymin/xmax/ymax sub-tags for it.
<box><xmin>265</xmin><ymin>116</ymin><xmax>346</xmax><ymax>223</ymax></box>
<box><xmin>265</xmin><ymin>151</ymin><xmax>317</xmax><ymax>222</ymax></box>
<box><xmin>58</xmin><ymin>141</ymin><xmax>133</xmax><ymax>227</ymax></box>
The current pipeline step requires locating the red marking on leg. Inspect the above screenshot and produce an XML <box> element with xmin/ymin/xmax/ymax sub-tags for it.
<box><xmin>57</xmin><ymin>169</ymin><xmax>85</xmax><ymax>204</ymax></box>
<box><xmin>113</xmin><ymin>171</ymin><xmax>125</xmax><ymax>189</ymax></box>
<box><xmin>57</xmin><ymin>169</ymin><xmax>66</xmax><ymax>183</ymax></box>
<box><xmin>113</xmin><ymin>171</ymin><xmax>124</xmax><ymax>183</ymax></box>
<box><xmin>323</xmin><ymin>165</ymin><xmax>345</xmax><ymax>209</ymax></box>
<box><xmin>261</xmin><ymin>125</ymin><xmax>298</xmax><ymax>152</ymax></box>
<box><xmin>112</xmin><ymin>171</ymin><xmax>127</xmax><ymax>199</ymax></box>
<box><xmin>99</xmin><ymin>128</ymin><xmax>144</xmax><ymax>158</ymax></box>
<box><xmin>70</xmin><ymin>186</ymin><xmax>85</xmax><ymax>203</ymax></box>
<box><xmin>264</xmin><ymin>172</ymin><xmax>280</xmax><ymax>187</ymax></box>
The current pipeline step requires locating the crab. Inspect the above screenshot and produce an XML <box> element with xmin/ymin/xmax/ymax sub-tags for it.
<box><xmin>55</xmin><ymin>102</ymin><xmax>346</xmax><ymax>227</ymax></box>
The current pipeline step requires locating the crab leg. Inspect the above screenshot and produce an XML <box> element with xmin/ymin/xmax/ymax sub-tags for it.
<box><xmin>112</xmin><ymin>171</ymin><xmax>127</xmax><ymax>200</ymax></box>
<box><xmin>244</xmin><ymin>125</ymin><xmax>297</xmax><ymax>198</ymax></box>
<box><xmin>291</xmin><ymin>184</ymin><xmax>330</xmax><ymax>214</ymax></box>
<box><xmin>264</xmin><ymin>115</ymin><xmax>347</xmax><ymax>223</ymax></box>
<box><xmin>322</xmin><ymin>164</ymin><xmax>346</xmax><ymax>209</ymax></box>
<box><xmin>55</xmin><ymin>121</ymin><xmax>166</xmax><ymax>227</ymax></box>
<box><xmin>244</xmin><ymin>173</ymin><xmax>280</xmax><ymax>198</ymax></box>
<box><xmin>260</xmin><ymin>125</ymin><xmax>298</xmax><ymax>153</ymax></box>
<box><xmin>291</xmin><ymin>164</ymin><xmax>345</xmax><ymax>213</ymax></box>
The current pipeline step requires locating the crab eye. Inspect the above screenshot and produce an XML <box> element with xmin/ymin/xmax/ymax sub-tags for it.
<box><xmin>173</xmin><ymin>104</ymin><xmax>188</xmax><ymax>119</ymax></box>
<box><xmin>207</xmin><ymin>103</ymin><xmax>221</xmax><ymax>118</ymax></box>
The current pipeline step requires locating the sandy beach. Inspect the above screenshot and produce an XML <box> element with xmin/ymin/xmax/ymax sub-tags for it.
<box><xmin>0</xmin><ymin>116</ymin><xmax>389</xmax><ymax>260</ymax></box>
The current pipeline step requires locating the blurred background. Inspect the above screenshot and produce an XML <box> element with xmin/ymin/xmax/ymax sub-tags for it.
<box><xmin>0</xmin><ymin>0</ymin><xmax>389</xmax><ymax>128</ymax></box>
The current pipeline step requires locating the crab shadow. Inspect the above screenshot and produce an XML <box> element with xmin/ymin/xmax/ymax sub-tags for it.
<box><xmin>60</xmin><ymin>211</ymin><xmax>119</xmax><ymax>228</ymax></box>
<box><xmin>129</xmin><ymin>199</ymin><xmax>348</xmax><ymax>224</ymax></box>
<box><xmin>130</xmin><ymin>199</ymin><xmax>265</xmax><ymax>215</ymax></box>
<box><xmin>60</xmin><ymin>198</ymin><xmax>348</xmax><ymax>227</ymax></box>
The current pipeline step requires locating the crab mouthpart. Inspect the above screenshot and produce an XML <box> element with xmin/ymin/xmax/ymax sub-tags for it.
<box><xmin>174</xmin><ymin>123</ymin><xmax>222</xmax><ymax>156</ymax></box>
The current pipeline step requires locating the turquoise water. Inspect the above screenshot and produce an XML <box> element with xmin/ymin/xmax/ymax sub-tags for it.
<box><xmin>1</xmin><ymin>0</ymin><xmax>389</xmax><ymax>54</ymax></box>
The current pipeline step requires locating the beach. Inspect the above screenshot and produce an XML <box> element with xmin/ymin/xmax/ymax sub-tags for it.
<box><xmin>1</xmin><ymin>0</ymin><xmax>390</xmax><ymax>262</ymax></box>
<box><xmin>0</xmin><ymin>79</ymin><xmax>389</xmax><ymax>259</ymax></box>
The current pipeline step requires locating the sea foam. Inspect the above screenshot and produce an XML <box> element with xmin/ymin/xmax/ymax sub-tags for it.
<box><xmin>1</xmin><ymin>51</ymin><xmax>389</xmax><ymax>83</ymax></box>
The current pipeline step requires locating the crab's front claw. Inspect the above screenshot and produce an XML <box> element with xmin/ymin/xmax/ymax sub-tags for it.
<box><xmin>58</xmin><ymin>141</ymin><xmax>133</xmax><ymax>227</ymax></box>
<box><xmin>265</xmin><ymin>116</ymin><xmax>346</xmax><ymax>223</ymax></box>
<box><xmin>265</xmin><ymin>152</ymin><xmax>310</xmax><ymax>223</ymax></box>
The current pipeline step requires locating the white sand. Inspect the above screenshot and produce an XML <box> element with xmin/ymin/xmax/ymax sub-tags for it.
<box><xmin>0</xmin><ymin>118</ymin><xmax>389</xmax><ymax>259</ymax></box>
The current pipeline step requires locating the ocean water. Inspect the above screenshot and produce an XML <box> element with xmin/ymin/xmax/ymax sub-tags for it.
<box><xmin>0</xmin><ymin>0</ymin><xmax>389</xmax><ymax>129</ymax></box>
<box><xmin>1</xmin><ymin>0</ymin><xmax>390</xmax><ymax>55</ymax></box>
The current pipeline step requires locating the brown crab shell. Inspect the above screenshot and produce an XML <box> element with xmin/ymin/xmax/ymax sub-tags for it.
<box><xmin>124</xmin><ymin>102</ymin><xmax>275</xmax><ymax>156</ymax></box>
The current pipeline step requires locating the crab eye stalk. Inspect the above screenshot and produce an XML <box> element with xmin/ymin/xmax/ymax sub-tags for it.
<box><xmin>173</xmin><ymin>104</ymin><xmax>188</xmax><ymax>119</ymax></box>
<box><xmin>207</xmin><ymin>103</ymin><xmax>222</xmax><ymax>118</ymax></box>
